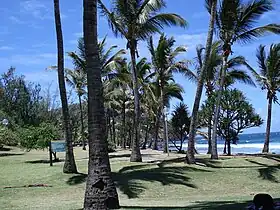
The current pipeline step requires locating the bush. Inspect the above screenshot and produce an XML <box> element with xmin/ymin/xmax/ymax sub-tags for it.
<box><xmin>0</xmin><ymin>127</ymin><xmax>19</xmax><ymax>148</ymax></box>
<box><xmin>19</xmin><ymin>123</ymin><xmax>59</xmax><ymax>151</ymax></box>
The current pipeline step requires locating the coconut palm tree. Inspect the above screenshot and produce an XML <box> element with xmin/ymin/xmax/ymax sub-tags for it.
<box><xmin>53</xmin><ymin>0</ymin><xmax>77</xmax><ymax>173</ymax></box>
<box><xmin>147</xmin><ymin>34</ymin><xmax>191</xmax><ymax>151</ymax></box>
<box><xmin>186</xmin><ymin>0</ymin><xmax>218</xmax><ymax>164</ymax></box>
<box><xmin>65</xmin><ymin>69</ymin><xmax>87</xmax><ymax>150</ymax></box>
<box><xmin>83</xmin><ymin>0</ymin><xmax>119</xmax><ymax>209</ymax></box>
<box><xmin>98</xmin><ymin>0</ymin><xmax>187</xmax><ymax>162</ymax></box>
<box><xmin>68</xmin><ymin>36</ymin><xmax>126</xmax><ymax>78</ymax></box>
<box><xmin>209</xmin><ymin>0</ymin><xmax>280</xmax><ymax>160</ymax></box>
<box><xmin>192</xmin><ymin>41</ymin><xmax>255</xmax><ymax>154</ymax></box>
<box><xmin>248</xmin><ymin>44</ymin><xmax>280</xmax><ymax>153</ymax></box>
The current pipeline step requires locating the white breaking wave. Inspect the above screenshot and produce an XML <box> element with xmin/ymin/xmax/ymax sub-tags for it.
<box><xmin>171</xmin><ymin>143</ymin><xmax>280</xmax><ymax>149</ymax></box>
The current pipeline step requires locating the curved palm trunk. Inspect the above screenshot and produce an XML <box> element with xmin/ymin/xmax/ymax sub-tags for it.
<box><xmin>207</xmin><ymin>116</ymin><xmax>212</xmax><ymax>154</ymax></box>
<box><xmin>78</xmin><ymin>94</ymin><xmax>86</xmax><ymax>150</ymax></box>
<box><xmin>211</xmin><ymin>56</ymin><xmax>228</xmax><ymax>160</ymax></box>
<box><xmin>163</xmin><ymin>111</ymin><xmax>168</xmax><ymax>153</ymax></box>
<box><xmin>263</xmin><ymin>96</ymin><xmax>273</xmax><ymax>153</ymax></box>
<box><xmin>122</xmin><ymin>99</ymin><xmax>126</xmax><ymax>149</ymax></box>
<box><xmin>153</xmin><ymin>108</ymin><xmax>161</xmax><ymax>150</ymax></box>
<box><xmin>129</xmin><ymin>45</ymin><xmax>142</xmax><ymax>162</ymax></box>
<box><xmin>53</xmin><ymin>0</ymin><xmax>77</xmax><ymax>173</ymax></box>
<box><xmin>83</xmin><ymin>0</ymin><xmax>119</xmax><ymax>209</ymax></box>
<box><xmin>186</xmin><ymin>0</ymin><xmax>217</xmax><ymax>164</ymax></box>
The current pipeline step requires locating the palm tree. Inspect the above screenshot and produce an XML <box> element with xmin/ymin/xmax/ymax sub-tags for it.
<box><xmin>98</xmin><ymin>0</ymin><xmax>187</xmax><ymax>162</ymax></box>
<box><xmin>53</xmin><ymin>0</ymin><xmax>77</xmax><ymax>173</ymax></box>
<box><xmin>65</xmin><ymin>69</ymin><xmax>87</xmax><ymax>150</ymax></box>
<box><xmin>249</xmin><ymin>44</ymin><xmax>280</xmax><ymax>153</ymax></box>
<box><xmin>193</xmin><ymin>41</ymin><xmax>255</xmax><ymax>154</ymax></box>
<box><xmin>147</xmin><ymin>34</ymin><xmax>190</xmax><ymax>151</ymax></box>
<box><xmin>83</xmin><ymin>0</ymin><xmax>120</xmax><ymax>209</ymax></box>
<box><xmin>68</xmin><ymin>36</ymin><xmax>126</xmax><ymax>78</ymax></box>
<box><xmin>210</xmin><ymin>0</ymin><xmax>280</xmax><ymax>160</ymax></box>
<box><xmin>186</xmin><ymin>0</ymin><xmax>218</xmax><ymax>164</ymax></box>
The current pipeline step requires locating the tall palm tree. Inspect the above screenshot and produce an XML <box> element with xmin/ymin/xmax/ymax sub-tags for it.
<box><xmin>65</xmin><ymin>69</ymin><xmax>87</xmax><ymax>150</ymax></box>
<box><xmin>249</xmin><ymin>44</ymin><xmax>280</xmax><ymax>153</ymax></box>
<box><xmin>193</xmin><ymin>41</ymin><xmax>255</xmax><ymax>154</ymax></box>
<box><xmin>210</xmin><ymin>0</ymin><xmax>280</xmax><ymax>160</ymax></box>
<box><xmin>53</xmin><ymin>0</ymin><xmax>77</xmax><ymax>173</ymax></box>
<box><xmin>98</xmin><ymin>0</ymin><xmax>187</xmax><ymax>162</ymax></box>
<box><xmin>148</xmin><ymin>34</ymin><xmax>191</xmax><ymax>151</ymax></box>
<box><xmin>83</xmin><ymin>0</ymin><xmax>120</xmax><ymax>209</ymax></box>
<box><xmin>186</xmin><ymin>0</ymin><xmax>218</xmax><ymax>164</ymax></box>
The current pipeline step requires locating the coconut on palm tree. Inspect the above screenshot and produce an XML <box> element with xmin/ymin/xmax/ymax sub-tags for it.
<box><xmin>248</xmin><ymin>44</ymin><xmax>280</xmax><ymax>153</ymax></box>
<box><xmin>209</xmin><ymin>0</ymin><xmax>280</xmax><ymax>160</ymax></box>
<box><xmin>98</xmin><ymin>0</ymin><xmax>187</xmax><ymax>162</ymax></box>
<box><xmin>53</xmin><ymin>0</ymin><xmax>77</xmax><ymax>173</ymax></box>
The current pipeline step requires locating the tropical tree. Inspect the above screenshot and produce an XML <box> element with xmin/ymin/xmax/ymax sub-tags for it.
<box><xmin>65</xmin><ymin>69</ymin><xmax>87</xmax><ymax>150</ymax></box>
<box><xmin>148</xmin><ymin>34</ymin><xmax>190</xmax><ymax>151</ymax></box>
<box><xmin>98</xmin><ymin>0</ymin><xmax>187</xmax><ymax>162</ymax></box>
<box><xmin>249</xmin><ymin>44</ymin><xmax>280</xmax><ymax>153</ymax></box>
<box><xmin>53</xmin><ymin>0</ymin><xmax>77</xmax><ymax>173</ymax></box>
<box><xmin>83</xmin><ymin>0</ymin><xmax>119</xmax><ymax>209</ymax></box>
<box><xmin>169</xmin><ymin>103</ymin><xmax>191</xmax><ymax>153</ymax></box>
<box><xmin>192</xmin><ymin>41</ymin><xmax>255</xmax><ymax>154</ymax></box>
<box><xmin>186</xmin><ymin>0</ymin><xmax>218</xmax><ymax>164</ymax></box>
<box><xmin>68</xmin><ymin>36</ymin><xmax>126</xmax><ymax>78</ymax></box>
<box><xmin>209</xmin><ymin>0</ymin><xmax>280</xmax><ymax>160</ymax></box>
<box><xmin>201</xmin><ymin>89</ymin><xmax>263</xmax><ymax>155</ymax></box>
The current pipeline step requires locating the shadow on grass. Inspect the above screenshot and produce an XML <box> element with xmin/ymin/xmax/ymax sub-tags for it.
<box><xmin>121</xmin><ymin>200</ymin><xmax>250</xmax><ymax>210</ymax></box>
<box><xmin>109</xmin><ymin>154</ymin><xmax>131</xmax><ymax>159</ymax></box>
<box><xmin>66</xmin><ymin>173</ymin><xmax>87</xmax><ymax>185</ymax></box>
<box><xmin>25</xmin><ymin>159</ymin><xmax>64</xmax><ymax>164</ymax></box>
<box><xmin>0</xmin><ymin>153</ymin><xmax>24</xmax><ymax>157</ymax></box>
<box><xmin>113</xmin><ymin>164</ymin><xmax>209</xmax><ymax>199</ymax></box>
<box><xmin>66</xmin><ymin>163</ymin><xmax>205</xmax><ymax>199</ymax></box>
<box><xmin>0</xmin><ymin>147</ymin><xmax>11</xmax><ymax>151</ymax></box>
<box><xmin>246</xmin><ymin>159</ymin><xmax>280</xmax><ymax>183</ymax></box>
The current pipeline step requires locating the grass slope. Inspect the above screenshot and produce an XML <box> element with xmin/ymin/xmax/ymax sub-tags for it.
<box><xmin>1</xmin><ymin>147</ymin><xmax>280</xmax><ymax>209</ymax></box>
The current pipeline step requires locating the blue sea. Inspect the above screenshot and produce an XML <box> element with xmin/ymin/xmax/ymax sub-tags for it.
<box><xmin>168</xmin><ymin>132</ymin><xmax>280</xmax><ymax>154</ymax></box>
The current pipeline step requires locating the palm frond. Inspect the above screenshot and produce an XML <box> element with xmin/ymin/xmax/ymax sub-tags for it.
<box><xmin>256</xmin><ymin>44</ymin><xmax>267</xmax><ymax>76</ymax></box>
<box><xmin>227</xmin><ymin>69</ymin><xmax>256</xmax><ymax>87</ymax></box>
<box><xmin>235</xmin><ymin>24</ymin><xmax>280</xmax><ymax>44</ymax></box>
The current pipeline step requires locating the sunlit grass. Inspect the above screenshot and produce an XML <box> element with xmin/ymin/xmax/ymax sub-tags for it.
<box><xmin>1</xmin><ymin>147</ymin><xmax>280</xmax><ymax>209</ymax></box>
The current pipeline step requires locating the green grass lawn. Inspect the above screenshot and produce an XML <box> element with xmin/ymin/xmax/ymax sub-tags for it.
<box><xmin>1</xmin><ymin>147</ymin><xmax>280</xmax><ymax>209</ymax></box>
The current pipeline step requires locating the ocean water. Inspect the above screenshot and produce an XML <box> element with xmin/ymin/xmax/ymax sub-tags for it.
<box><xmin>168</xmin><ymin>132</ymin><xmax>280</xmax><ymax>154</ymax></box>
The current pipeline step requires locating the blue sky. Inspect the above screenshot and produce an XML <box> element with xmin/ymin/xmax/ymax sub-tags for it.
<box><xmin>0</xmin><ymin>0</ymin><xmax>280</xmax><ymax>133</ymax></box>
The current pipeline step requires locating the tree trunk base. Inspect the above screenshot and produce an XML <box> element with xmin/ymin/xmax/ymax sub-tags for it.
<box><xmin>185</xmin><ymin>153</ymin><xmax>196</xmax><ymax>164</ymax></box>
<box><xmin>130</xmin><ymin>149</ymin><xmax>142</xmax><ymax>162</ymax></box>
<box><xmin>211</xmin><ymin>154</ymin><xmax>218</xmax><ymax>160</ymax></box>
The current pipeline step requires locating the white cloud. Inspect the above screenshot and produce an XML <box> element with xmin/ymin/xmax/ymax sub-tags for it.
<box><xmin>9</xmin><ymin>16</ymin><xmax>26</xmax><ymax>24</ymax></box>
<box><xmin>0</xmin><ymin>46</ymin><xmax>14</xmax><ymax>50</ymax></box>
<box><xmin>20</xmin><ymin>0</ymin><xmax>52</xmax><ymax>20</ymax></box>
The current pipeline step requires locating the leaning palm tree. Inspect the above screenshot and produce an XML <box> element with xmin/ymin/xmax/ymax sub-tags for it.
<box><xmin>98</xmin><ymin>0</ymin><xmax>187</xmax><ymax>162</ymax></box>
<box><xmin>53</xmin><ymin>0</ymin><xmax>77</xmax><ymax>173</ymax></box>
<box><xmin>147</xmin><ymin>34</ymin><xmax>191</xmax><ymax>151</ymax></box>
<box><xmin>210</xmin><ymin>0</ymin><xmax>280</xmax><ymax>160</ymax></box>
<box><xmin>83</xmin><ymin>0</ymin><xmax>119</xmax><ymax>209</ymax></box>
<box><xmin>65</xmin><ymin>69</ymin><xmax>87</xmax><ymax>150</ymax></box>
<box><xmin>193</xmin><ymin>41</ymin><xmax>256</xmax><ymax>154</ymax></box>
<box><xmin>249</xmin><ymin>44</ymin><xmax>280</xmax><ymax>153</ymax></box>
<box><xmin>186</xmin><ymin>0</ymin><xmax>218</xmax><ymax>164</ymax></box>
